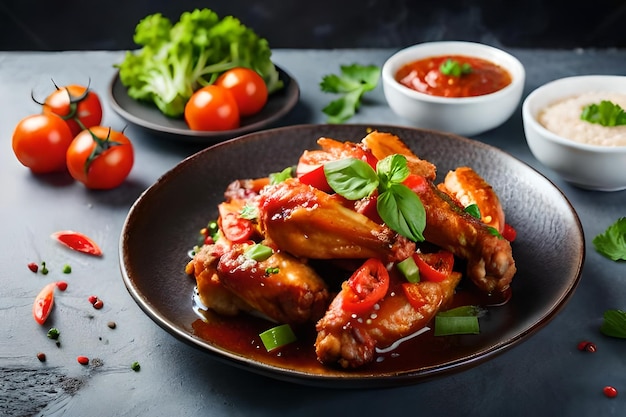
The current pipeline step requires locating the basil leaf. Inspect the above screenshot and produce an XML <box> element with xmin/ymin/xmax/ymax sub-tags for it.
<box><xmin>324</xmin><ymin>158</ymin><xmax>379</xmax><ymax>200</ymax></box>
<box><xmin>464</xmin><ymin>203</ymin><xmax>481</xmax><ymax>219</ymax></box>
<box><xmin>376</xmin><ymin>154</ymin><xmax>410</xmax><ymax>189</ymax></box>
<box><xmin>269</xmin><ymin>166</ymin><xmax>293</xmax><ymax>184</ymax></box>
<box><xmin>377</xmin><ymin>183</ymin><xmax>426</xmax><ymax>242</ymax></box>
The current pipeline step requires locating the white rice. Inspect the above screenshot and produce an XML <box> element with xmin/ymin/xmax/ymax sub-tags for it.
<box><xmin>538</xmin><ymin>92</ymin><xmax>626</xmax><ymax>146</ymax></box>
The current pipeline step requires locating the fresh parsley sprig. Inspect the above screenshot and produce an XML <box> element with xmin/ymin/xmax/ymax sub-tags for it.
<box><xmin>324</xmin><ymin>154</ymin><xmax>426</xmax><ymax>242</ymax></box>
<box><xmin>593</xmin><ymin>217</ymin><xmax>626</xmax><ymax>261</ymax></box>
<box><xmin>320</xmin><ymin>64</ymin><xmax>380</xmax><ymax>124</ymax></box>
<box><xmin>581</xmin><ymin>100</ymin><xmax>626</xmax><ymax>127</ymax></box>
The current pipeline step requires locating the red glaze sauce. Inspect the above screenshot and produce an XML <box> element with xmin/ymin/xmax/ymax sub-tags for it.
<box><xmin>395</xmin><ymin>55</ymin><xmax>512</xmax><ymax>98</ymax></box>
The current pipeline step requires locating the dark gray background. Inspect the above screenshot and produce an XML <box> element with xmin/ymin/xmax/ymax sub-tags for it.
<box><xmin>1</xmin><ymin>0</ymin><xmax>625</xmax><ymax>50</ymax></box>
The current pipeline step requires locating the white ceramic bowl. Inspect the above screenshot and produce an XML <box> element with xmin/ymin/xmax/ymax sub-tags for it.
<box><xmin>382</xmin><ymin>41</ymin><xmax>525</xmax><ymax>136</ymax></box>
<box><xmin>522</xmin><ymin>75</ymin><xmax>626</xmax><ymax>192</ymax></box>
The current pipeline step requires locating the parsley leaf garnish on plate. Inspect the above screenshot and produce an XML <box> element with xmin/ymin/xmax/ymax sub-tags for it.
<box><xmin>580</xmin><ymin>100</ymin><xmax>626</xmax><ymax>127</ymax></box>
<box><xmin>320</xmin><ymin>64</ymin><xmax>380</xmax><ymax>124</ymax></box>
<box><xmin>601</xmin><ymin>309</ymin><xmax>626</xmax><ymax>338</ymax></box>
<box><xmin>593</xmin><ymin>217</ymin><xmax>626</xmax><ymax>261</ymax></box>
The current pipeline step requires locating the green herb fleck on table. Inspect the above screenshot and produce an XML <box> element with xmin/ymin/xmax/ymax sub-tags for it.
<box><xmin>581</xmin><ymin>100</ymin><xmax>626</xmax><ymax>127</ymax></box>
<box><xmin>320</xmin><ymin>63</ymin><xmax>380</xmax><ymax>124</ymax></box>
<box><xmin>593</xmin><ymin>217</ymin><xmax>626</xmax><ymax>261</ymax></box>
<box><xmin>131</xmin><ymin>361</ymin><xmax>141</xmax><ymax>372</ymax></box>
<box><xmin>47</xmin><ymin>327</ymin><xmax>60</xmax><ymax>340</ymax></box>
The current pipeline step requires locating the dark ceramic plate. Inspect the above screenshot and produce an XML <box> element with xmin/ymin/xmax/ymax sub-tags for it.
<box><xmin>119</xmin><ymin>124</ymin><xmax>584</xmax><ymax>388</ymax></box>
<box><xmin>108</xmin><ymin>66</ymin><xmax>299</xmax><ymax>143</ymax></box>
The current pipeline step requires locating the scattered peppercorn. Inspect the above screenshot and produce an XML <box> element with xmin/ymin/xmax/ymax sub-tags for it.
<box><xmin>107</xmin><ymin>321</ymin><xmax>117</xmax><ymax>329</ymax></box>
<box><xmin>577</xmin><ymin>341</ymin><xmax>597</xmax><ymax>352</ymax></box>
<box><xmin>131</xmin><ymin>361</ymin><xmax>141</xmax><ymax>372</ymax></box>
<box><xmin>92</xmin><ymin>299</ymin><xmax>104</xmax><ymax>310</ymax></box>
<box><xmin>77</xmin><ymin>356</ymin><xmax>89</xmax><ymax>365</ymax></box>
<box><xmin>40</xmin><ymin>262</ymin><xmax>49</xmax><ymax>275</ymax></box>
<box><xmin>56</xmin><ymin>281</ymin><xmax>68</xmax><ymax>291</ymax></box>
<box><xmin>47</xmin><ymin>328</ymin><xmax>60</xmax><ymax>340</ymax></box>
<box><xmin>28</xmin><ymin>262</ymin><xmax>38</xmax><ymax>273</ymax></box>
<box><xmin>37</xmin><ymin>352</ymin><xmax>46</xmax><ymax>362</ymax></box>
<box><xmin>603</xmin><ymin>386</ymin><xmax>618</xmax><ymax>398</ymax></box>
<box><xmin>62</xmin><ymin>264</ymin><xmax>72</xmax><ymax>274</ymax></box>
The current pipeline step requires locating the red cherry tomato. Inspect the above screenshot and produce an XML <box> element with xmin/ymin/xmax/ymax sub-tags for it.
<box><xmin>41</xmin><ymin>83</ymin><xmax>103</xmax><ymax>136</ymax></box>
<box><xmin>51</xmin><ymin>230</ymin><xmax>102</xmax><ymax>256</ymax></box>
<box><xmin>413</xmin><ymin>250</ymin><xmax>455</xmax><ymax>282</ymax></box>
<box><xmin>402</xmin><ymin>174</ymin><xmax>428</xmax><ymax>193</ymax></box>
<box><xmin>12</xmin><ymin>113</ymin><xmax>74</xmax><ymax>174</ymax></box>
<box><xmin>66</xmin><ymin>126</ymin><xmax>134</xmax><ymax>190</ymax></box>
<box><xmin>33</xmin><ymin>282</ymin><xmax>56</xmax><ymax>325</ymax></box>
<box><xmin>184</xmin><ymin>85</ymin><xmax>240</xmax><ymax>131</ymax></box>
<box><xmin>341</xmin><ymin>258</ymin><xmax>390</xmax><ymax>314</ymax></box>
<box><xmin>215</xmin><ymin>67</ymin><xmax>268</xmax><ymax>117</ymax></box>
<box><xmin>219</xmin><ymin>212</ymin><xmax>255</xmax><ymax>243</ymax></box>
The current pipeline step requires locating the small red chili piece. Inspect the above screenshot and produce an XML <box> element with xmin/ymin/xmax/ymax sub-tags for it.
<box><xmin>51</xmin><ymin>230</ymin><xmax>102</xmax><ymax>256</ymax></box>
<box><xmin>33</xmin><ymin>283</ymin><xmax>56</xmax><ymax>325</ymax></box>
<box><xmin>56</xmin><ymin>281</ymin><xmax>68</xmax><ymax>291</ymax></box>
<box><xmin>28</xmin><ymin>262</ymin><xmax>39</xmax><ymax>273</ymax></box>
<box><xmin>92</xmin><ymin>299</ymin><xmax>104</xmax><ymax>310</ymax></box>
<box><xmin>603</xmin><ymin>386</ymin><xmax>618</xmax><ymax>398</ymax></box>
<box><xmin>37</xmin><ymin>352</ymin><xmax>46</xmax><ymax>362</ymax></box>
<box><xmin>577</xmin><ymin>341</ymin><xmax>597</xmax><ymax>352</ymax></box>
<box><xmin>77</xmin><ymin>356</ymin><xmax>89</xmax><ymax>365</ymax></box>
<box><xmin>88</xmin><ymin>295</ymin><xmax>98</xmax><ymax>305</ymax></box>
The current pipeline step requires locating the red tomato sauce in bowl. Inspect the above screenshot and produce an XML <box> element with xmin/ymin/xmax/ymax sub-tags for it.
<box><xmin>395</xmin><ymin>55</ymin><xmax>512</xmax><ymax>98</ymax></box>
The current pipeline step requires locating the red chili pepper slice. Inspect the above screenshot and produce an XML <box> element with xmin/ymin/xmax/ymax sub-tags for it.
<box><xmin>298</xmin><ymin>165</ymin><xmax>333</xmax><ymax>193</ymax></box>
<box><xmin>413</xmin><ymin>250</ymin><xmax>455</xmax><ymax>282</ymax></box>
<box><xmin>341</xmin><ymin>258</ymin><xmax>390</xmax><ymax>314</ymax></box>
<box><xmin>502</xmin><ymin>223</ymin><xmax>517</xmax><ymax>242</ymax></box>
<box><xmin>51</xmin><ymin>230</ymin><xmax>102</xmax><ymax>256</ymax></box>
<box><xmin>33</xmin><ymin>282</ymin><xmax>56</xmax><ymax>325</ymax></box>
<box><xmin>401</xmin><ymin>282</ymin><xmax>429</xmax><ymax>310</ymax></box>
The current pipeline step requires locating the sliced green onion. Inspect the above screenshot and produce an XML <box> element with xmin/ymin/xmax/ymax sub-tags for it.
<box><xmin>437</xmin><ymin>305</ymin><xmax>483</xmax><ymax>317</ymax></box>
<box><xmin>434</xmin><ymin>316</ymin><xmax>479</xmax><ymax>336</ymax></box>
<box><xmin>259</xmin><ymin>324</ymin><xmax>297</xmax><ymax>351</ymax></box>
<box><xmin>434</xmin><ymin>305</ymin><xmax>483</xmax><ymax>336</ymax></box>
<box><xmin>240</xmin><ymin>204</ymin><xmax>258</xmax><ymax>220</ymax></box>
<box><xmin>397</xmin><ymin>256</ymin><xmax>420</xmax><ymax>283</ymax></box>
<box><xmin>245</xmin><ymin>244</ymin><xmax>273</xmax><ymax>261</ymax></box>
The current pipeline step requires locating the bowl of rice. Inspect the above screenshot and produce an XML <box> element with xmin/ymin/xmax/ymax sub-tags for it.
<box><xmin>522</xmin><ymin>75</ymin><xmax>626</xmax><ymax>191</ymax></box>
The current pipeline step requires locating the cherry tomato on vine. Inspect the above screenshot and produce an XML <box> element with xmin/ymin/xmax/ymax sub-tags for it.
<box><xmin>39</xmin><ymin>83</ymin><xmax>103</xmax><ymax>136</ymax></box>
<box><xmin>12</xmin><ymin>113</ymin><xmax>74</xmax><ymax>174</ymax></box>
<box><xmin>66</xmin><ymin>126</ymin><xmax>134</xmax><ymax>190</ymax></box>
<box><xmin>215</xmin><ymin>67</ymin><xmax>268</xmax><ymax>116</ymax></box>
<box><xmin>341</xmin><ymin>258</ymin><xmax>390</xmax><ymax>314</ymax></box>
<box><xmin>184</xmin><ymin>85</ymin><xmax>240</xmax><ymax>131</ymax></box>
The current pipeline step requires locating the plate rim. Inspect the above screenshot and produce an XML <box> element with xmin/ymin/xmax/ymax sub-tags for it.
<box><xmin>119</xmin><ymin>123</ymin><xmax>585</xmax><ymax>388</ymax></box>
<box><xmin>107</xmin><ymin>65</ymin><xmax>300</xmax><ymax>140</ymax></box>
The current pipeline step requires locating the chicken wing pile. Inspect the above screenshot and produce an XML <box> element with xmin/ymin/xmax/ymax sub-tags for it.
<box><xmin>185</xmin><ymin>130</ymin><xmax>516</xmax><ymax>369</ymax></box>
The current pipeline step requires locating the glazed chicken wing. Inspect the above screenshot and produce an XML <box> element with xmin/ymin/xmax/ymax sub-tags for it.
<box><xmin>258</xmin><ymin>178</ymin><xmax>416</xmax><ymax>263</ymax></box>
<box><xmin>315</xmin><ymin>270</ymin><xmax>462</xmax><ymax>369</ymax></box>
<box><xmin>217</xmin><ymin>243</ymin><xmax>330</xmax><ymax>325</ymax></box>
